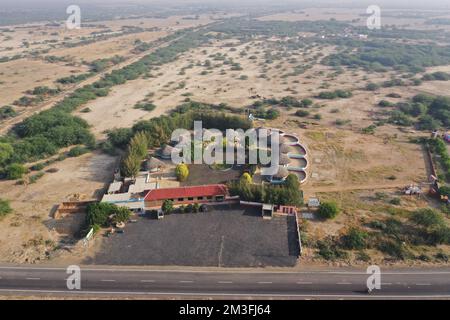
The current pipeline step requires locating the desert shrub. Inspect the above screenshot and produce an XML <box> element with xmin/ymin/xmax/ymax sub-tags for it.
<box><xmin>316</xmin><ymin>237</ymin><xmax>348</xmax><ymax>260</ymax></box>
<box><xmin>378</xmin><ymin>100</ymin><xmax>393</xmax><ymax>107</ymax></box>
<box><xmin>134</xmin><ymin>102</ymin><xmax>156</xmax><ymax>112</ymax></box>
<box><xmin>410</xmin><ymin>208</ymin><xmax>445</xmax><ymax>228</ymax></box>
<box><xmin>341</xmin><ymin>228</ymin><xmax>369</xmax><ymax>250</ymax></box>
<box><xmin>0</xmin><ymin>199</ymin><xmax>12</xmax><ymax>217</ymax></box>
<box><xmin>295</xmin><ymin>110</ymin><xmax>310</xmax><ymax>117</ymax></box>
<box><xmin>356</xmin><ymin>250</ymin><xmax>371</xmax><ymax>262</ymax></box>
<box><xmin>317</xmin><ymin>89</ymin><xmax>352</xmax><ymax>99</ymax></box>
<box><xmin>435</xmin><ymin>252</ymin><xmax>449</xmax><ymax>262</ymax></box>
<box><xmin>0</xmin><ymin>105</ymin><xmax>16</xmax><ymax>120</ymax></box>
<box><xmin>28</xmin><ymin>171</ymin><xmax>44</xmax><ymax>184</ymax></box>
<box><xmin>68</xmin><ymin>146</ymin><xmax>89</xmax><ymax>157</ymax></box>
<box><xmin>377</xmin><ymin>239</ymin><xmax>410</xmax><ymax>260</ymax></box>
<box><xmin>5</xmin><ymin>163</ymin><xmax>27</xmax><ymax>180</ymax></box>
<box><xmin>30</xmin><ymin>163</ymin><xmax>46</xmax><ymax>171</ymax></box>
<box><xmin>317</xmin><ymin>201</ymin><xmax>340</xmax><ymax>219</ymax></box>
<box><xmin>365</xmin><ymin>82</ymin><xmax>380</xmax><ymax>91</ymax></box>
<box><xmin>362</xmin><ymin>124</ymin><xmax>376</xmax><ymax>134</ymax></box>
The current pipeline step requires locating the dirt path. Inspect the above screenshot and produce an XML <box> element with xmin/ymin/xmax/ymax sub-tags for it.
<box><xmin>302</xmin><ymin>182</ymin><xmax>414</xmax><ymax>199</ymax></box>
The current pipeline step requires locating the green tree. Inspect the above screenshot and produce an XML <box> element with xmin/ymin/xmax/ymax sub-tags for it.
<box><xmin>112</xmin><ymin>207</ymin><xmax>132</xmax><ymax>223</ymax></box>
<box><xmin>86</xmin><ymin>202</ymin><xmax>116</xmax><ymax>227</ymax></box>
<box><xmin>120</xmin><ymin>154</ymin><xmax>141</xmax><ymax>178</ymax></box>
<box><xmin>317</xmin><ymin>201</ymin><xmax>340</xmax><ymax>219</ymax></box>
<box><xmin>128</xmin><ymin>131</ymin><xmax>149</xmax><ymax>159</ymax></box>
<box><xmin>175</xmin><ymin>163</ymin><xmax>189</xmax><ymax>182</ymax></box>
<box><xmin>285</xmin><ymin>174</ymin><xmax>300</xmax><ymax>190</ymax></box>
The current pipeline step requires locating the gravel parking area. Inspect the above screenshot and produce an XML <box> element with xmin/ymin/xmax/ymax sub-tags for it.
<box><xmin>85</xmin><ymin>204</ymin><xmax>299</xmax><ymax>267</ymax></box>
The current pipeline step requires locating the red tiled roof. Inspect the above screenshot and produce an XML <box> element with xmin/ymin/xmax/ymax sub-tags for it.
<box><xmin>144</xmin><ymin>184</ymin><xmax>228</xmax><ymax>201</ymax></box>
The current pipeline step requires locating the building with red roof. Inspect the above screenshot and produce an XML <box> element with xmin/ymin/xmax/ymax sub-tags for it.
<box><xmin>144</xmin><ymin>184</ymin><xmax>228</xmax><ymax>208</ymax></box>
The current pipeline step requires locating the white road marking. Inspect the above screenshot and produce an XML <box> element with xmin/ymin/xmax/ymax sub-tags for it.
<box><xmin>337</xmin><ymin>282</ymin><xmax>352</xmax><ymax>285</ymax></box>
<box><xmin>26</xmin><ymin>278</ymin><xmax>40</xmax><ymax>280</ymax></box>
<box><xmin>257</xmin><ymin>282</ymin><xmax>273</xmax><ymax>284</ymax></box>
<box><xmin>218</xmin><ymin>281</ymin><xmax>233</xmax><ymax>284</ymax></box>
<box><xmin>179</xmin><ymin>281</ymin><xmax>194</xmax><ymax>283</ymax></box>
<box><xmin>141</xmin><ymin>280</ymin><xmax>155</xmax><ymax>283</ymax></box>
<box><xmin>100</xmin><ymin>280</ymin><xmax>116</xmax><ymax>282</ymax></box>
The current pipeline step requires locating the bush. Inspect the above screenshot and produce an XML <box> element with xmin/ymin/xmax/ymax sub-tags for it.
<box><xmin>162</xmin><ymin>200</ymin><xmax>174</xmax><ymax>214</ymax></box>
<box><xmin>0</xmin><ymin>105</ymin><xmax>16</xmax><ymax>120</ymax></box>
<box><xmin>317</xmin><ymin>201</ymin><xmax>340</xmax><ymax>219</ymax></box>
<box><xmin>29</xmin><ymin>172</ymin><xmax>44</xmax><ymax>184</ymax></box>
<box><xmin>377</xmin><ymin>239</ymin><xmax>409</xmax><ymax>260</ymax></box>
<box><xmin>0</xmin><ymin>198</ymin><xmax>12</xmax><ymax>217</ymax></box>
<box><xmin>410</xmin><ymin>208</ymin><xmax>445</xmax><ymax>228</ymax></box>
<box><xmin>5</xmin><ymin>163</ymin><xmax>27</xmax><ymax>180</ymax></box>
<box><xmin>68</xmin><ymin>146</ymin><xmax>88</xmax><ymax>157</ymax></box>
<box><xmin>365</xmin><ymin>82</ymin><xmax>380</xmax><ymax>91</ymax></box>
<box><xmin>316</xmin><ymin>238</ymin><xmax>348</xmax><ymax>261</ymax></box>
<box><xmin>295</xmin><ymin>110</ymin><xmax>310</xmax><ymax>117</ymax></box>
<box><xmin>175</xmin><ymin>163</ymin><xmax>189</xmax><ymax>182</ymax></box>
<box><xmin>240</xmin><ymin>172</ymin><xmax>252</xmax><ymax>184</ymax></box>
<box><xmin>341</xmin><ymin>228</ymin><xmax>368</xmax><ymax>250</ymax></box>
<box><xmin>378</xmin><ymin>100</ymin><xmax>393</xmax><ymax>107</ymax></box>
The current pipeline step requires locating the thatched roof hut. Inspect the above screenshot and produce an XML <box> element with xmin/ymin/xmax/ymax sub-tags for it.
<box><xmin>146</xmin><ymin>157</ymin><xmax>166</xmax><ymax>172</ymax></box>
<box><xmin>279</xmin><ymin>143</ymin><xmax>291</xmax><ymax>154</ymax></box>
<box><xmin>158</xmin><ymin>145</ymin><xmax>179</xmax><ymax>159</ymax></box>
<box><xmin>273</xmin><ymin>166</ymin><xmax>289</xmax><ymax>179</ymax></box>
<box><xmin>279</xmin><ymin>153</ymin><xmax>291</xmax><ymax>165</ymax></box>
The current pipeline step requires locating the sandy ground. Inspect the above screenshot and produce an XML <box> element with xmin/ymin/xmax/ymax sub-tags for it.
<box><xmin>0</xmin><ymin>152</ymin><xmax>118</xmax><ymax>264</ymax></box>
<box><xmin>0</xmin><ymin>58</ymin><xmax>88</xmax><ymax>106</ymax></box>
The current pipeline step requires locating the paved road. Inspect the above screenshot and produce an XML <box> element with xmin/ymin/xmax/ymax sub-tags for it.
<box><xmin>0</xmin><ymin>265</ymin><xmax>450</xmax><ymax>299</ymax></box>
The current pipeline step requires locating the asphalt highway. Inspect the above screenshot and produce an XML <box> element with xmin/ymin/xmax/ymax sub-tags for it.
<box><xmin>1</xmin><ymin>265</ymin><xmax>450</xmax><ymax>299</ymax></box>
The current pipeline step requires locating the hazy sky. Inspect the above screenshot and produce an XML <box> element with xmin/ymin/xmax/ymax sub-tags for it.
<box><xmin>0</xmin><ymin>0</ymin><xmax>449</xmax><ymax>9</ymax></box>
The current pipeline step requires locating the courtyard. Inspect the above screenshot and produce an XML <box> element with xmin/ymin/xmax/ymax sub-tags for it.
<box><xmin>85</xmin><ymin>204</ymin><xmax>300</xmax><ymax>267</ymax></box>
